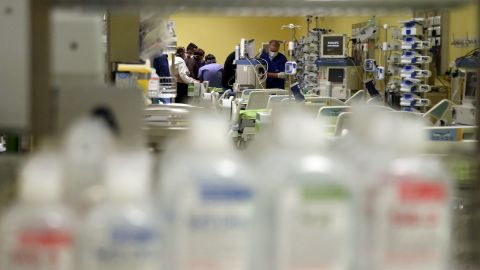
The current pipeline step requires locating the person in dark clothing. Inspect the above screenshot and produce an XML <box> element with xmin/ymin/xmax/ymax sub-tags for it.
<box><xmin>153</xmin><ymin>54</ymin><xmax>170</xmax><ymax>77</ymax></box>
<box><xmin>222</xmin><ymin>51</ymin><xmax>237</xmax><ymax>90</ymax></box>
<box><xmin>152</xmin><ymin>54</ymin><xmax>171</xmax><ymax>104</ymax></box>
<box><xmin>259</xmin><ymin>40</ymin><xmax>287</xmax><ymax>89</ymax></box>
<box><xmin>186</xmin><ymin>43</ymin><xmax>198</xmax><ymax>59</ymax></box>
<box><xmin>186</xmin><ymin>48</ymin><xmax>205</xmax><ymax>80</ymax></box>
<box><xmin>184</xmin><ymin>43</ymin><xmax>198</xmax><ymax>84</ymax></box>
<box><xmin>170</xmin><ymin>47</ymin><xmax>198</xmax><ymax>104</ymax></box>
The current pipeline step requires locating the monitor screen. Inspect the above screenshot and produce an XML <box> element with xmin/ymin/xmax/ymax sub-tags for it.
<box><xmin>328</xmin><ymin>68</ymin><xmax>345</xmax><ymax>83</ymax></box>
<box><xmin>322</xmin><ymin>35</ymin><xmax>345</xmax><ymax>57</ymax></box>
<box><xmin>245</xmin><ymin>39</ymin><xmax>256</xmax><ymax>58</ymax></box>
<box><xmin>464</xmin><ymin>71</ymin><xmax>477</xmax><ymax>98</ymax></box>
<box><xmin>365</xmin><ymin>79</ymin><xmax>380</xmax><ymax>97</ymax></box>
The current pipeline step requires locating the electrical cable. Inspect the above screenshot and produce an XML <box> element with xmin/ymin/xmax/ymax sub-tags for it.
<box><xmin>463</xmin><ymin>47</ymin><xmax>480</xmax><ymax>56</ymax></box>
<box><xmin>256</xmin><ymin>57</ymin><xmax>270</xmax><ymax>77</ymax></box>
<box><xmin>246</xmin><ymin>57</ymin><xmax>268</xmax><ymax>87</ymax></box>
<box><xmin>436</xmin><ymin>76</ymin><xmax>448</xmax><ymax>88</ymax></box>
<box><xmin>228</xmin><ymin>75</ymin><xmax>235</xmax><ymax>87</ymax></box>
<box><xmin>346</xmin><ymin>38</ymin><xmax>353</xmax><ymax>51</ymax></box>
<box><xmin>226</xmin><ymin>55</ymin><xmax>270</xmax><ymax>88</ymax></box>
<box><xmin>253</xmin><ymin>58</ymin><xmax>268</xmax><ymax>83</ymax></box>
<box><xmin>346</xmin><ymin>57</ymin><xmax>365</xmax><ymax>83</ymax></box>
<box><xmin>454</xmin><ymin>47</ymin><xmax>480</xmax><ymax>68</ymax></box>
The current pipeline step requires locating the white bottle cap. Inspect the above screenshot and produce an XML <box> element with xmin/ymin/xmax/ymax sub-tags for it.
<box><xmin>19</xmin><ymin>153</ymin><xmax>63</xmax><ymax>203</ymax></box>
<box><xmin>104</xmin><ymin>151</ymin><xmax>152</xmax><ymax>201</ymax></box>
<box><xmin>63</xmin><ymin>117</ymin><xmax>115</xmax><ymax>165</ymax></box>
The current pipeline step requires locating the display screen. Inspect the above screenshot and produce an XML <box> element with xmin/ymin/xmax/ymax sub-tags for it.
<box><xmin>328</xmin><ymin>68</ymin><xmax>345</xmax><ymax>83</ymax></box>
<box><xmin>365</xmin><ymin>79</ymin><xmax>380</xmax><ymax>97</ymax></box>
<box><xmin>464</xmin><ymin>72</ymin><xmax>477</xmax><ymax>98</ymax></box>
<box><xmin>322</xmin><ymin>35</ymin><xmax>345</xmax><ymax>57</ymax></box>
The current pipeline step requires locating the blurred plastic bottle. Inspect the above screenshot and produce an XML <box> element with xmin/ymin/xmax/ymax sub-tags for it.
<box><xmin>63</xmin><ymin>117</ymin><xmax>115</xmax><ymax>216</ymax></box>
<box><xmin>263</xmin><ymin>110</ymin><xmax>357</xmax><ymax>270</ymax></box>
<box><xmin>368</xmin><ymin>119</ymin><xmax>452</xmax><ymax>270</ymax></box>
<box><xmin>148</xmin><ymin>68</ymin><xmax>160</xmax><ymax>99</ymax></box>
<box><xmin>80</xmin><ymin>152</ymin><xmax>163</xmax><ymax>270</ymax></box>
<box><xmin>159</xmin><ymin>114</ymin><xmax>260</xmax><ymax>270</ymax></box>
<box><xmin>0</xmin><ymin>153</ymin><xmax>76</xmax><ymax>270</ymax></box>
<box><xmin>332</xmin><ymin>107</ymin><xmax>403</xmax><ymax>270</ymax></box>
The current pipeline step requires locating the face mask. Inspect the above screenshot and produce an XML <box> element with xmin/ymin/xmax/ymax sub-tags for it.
<box><xmin>269</xmin><ymin>51</ymin><xmax>278</xmax><ymax>58</ymax></box>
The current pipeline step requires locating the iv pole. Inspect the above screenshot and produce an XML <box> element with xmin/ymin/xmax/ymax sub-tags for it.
<box><xmin>281</xmin><ymin>23</ymin><xmax>302</xmax><ymax>96</ymax></box>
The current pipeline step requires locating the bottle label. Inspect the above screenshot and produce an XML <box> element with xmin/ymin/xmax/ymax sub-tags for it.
<box><xmin>87</xmin><ymin>226</ymin><xmax>161</xmax><ymax>270</ymax></box>
<box><xmin>373</xmin><ymin>178</ymin><xmax>449</xmax><ymax>270</ymax></box>
<box><xmin>176</xmin><ymin>184</ymin><xmax>254</xmax><ymax>270</ymax></box>
<box><xmin>276</xmin><ymin>185</ymin><xmax>353</xmax><ymax>270</ymax></box>
<box><xmin>148</xmin><ymin>77</ymin><xmax>160</xmax><ymax>91</ymax></box>
<box><xmin>2</xmin><ymin>229</ymin><xmax>73</xmax><ymax>270</ymax></box>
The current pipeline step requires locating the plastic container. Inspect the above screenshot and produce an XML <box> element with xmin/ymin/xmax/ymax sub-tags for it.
<box><xmin>63</xmin><ymin>117</ymin><xmax>115</xmax><ymax>216</ymax></box>
<box><xmin>159</xmin><ymin>114</ymin><xmax>260</xmax><ymax>270</ymax></box>
<box><xmin>0</xmin><ymin>153</ymin><xmax>76</xmax><ymax>270</ymax></box>
<box><xmin>260</xmin><ymin>109</ymin><xmax>357</xmax><ymax>270</ymax></box>
<box><xmin>79</xmin><ymin>151</ymin><xmax>164</xmax><ymax>270</ymax></box>
<box><xmin>367</xmin><ymin>118</ymin><xmax>452</xmax><ymax>270</ymax></box>
<box><xmin>148</xmin><ymin>68</ymin><xmax>160</xmax><ymax>98</ymax></box>
<box><xmin>333</xmin><ymin>107</ymin><xmax>415</xmax><ymax>270</ymax></box>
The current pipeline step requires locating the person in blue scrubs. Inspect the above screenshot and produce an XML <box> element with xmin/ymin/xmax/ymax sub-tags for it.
<box><xmin>259</xmin><ymin>40</ymin><xmax>287</xmax><ymax>89</ymax></box>
<box><xmin>152</xmin><ymin>53</ymin><xmax>172</xmax><ymax>104</ymax></box>
<box><xmin>153</xmin><ymin>54</ymin><xmax>170</xmax><ymax>77</ymax></box>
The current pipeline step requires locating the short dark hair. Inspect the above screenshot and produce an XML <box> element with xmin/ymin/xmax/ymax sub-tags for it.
<box><xmin>205</xmin><ymin>54</ymin><xmax>216</xmax><ymax>64</ymax></box>
<box><xmin>269</xmin><ymin>40</ymin><xmax>281</xmax><ymax>46</ymax></box>
<box><xmin>193</xmin><ymin>48</ymin><xmax>205</xmax><ymax>57</ymax></box>
<box><xmin>175</xmin><ymin>47</ymin><xmax>185</xmax><ymax>57</ymax></box>
<box><xmin>186</xmin><ymin>43</ymin><xmax>198</xmax><ymax>52</ymax></box>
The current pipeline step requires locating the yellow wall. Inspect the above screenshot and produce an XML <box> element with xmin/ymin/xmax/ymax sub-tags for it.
<box><xmin>448</xmin><ymin>2</ymin><xmax>479</xmax><ymax>64</ymax></box>
<box><xmin>171</xmin><ymin>4</ymin><xmax>477</xmax><ymax>66</ymax></box>
<box><xmin>170</xmin><ymin>14</ymin><xmax>302</xmax><ymax>63</ymax></box>
<box><xmin>170</xmin><ymin>13</ymin><xmax>412</xmax><ymax>66</ymax></box>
